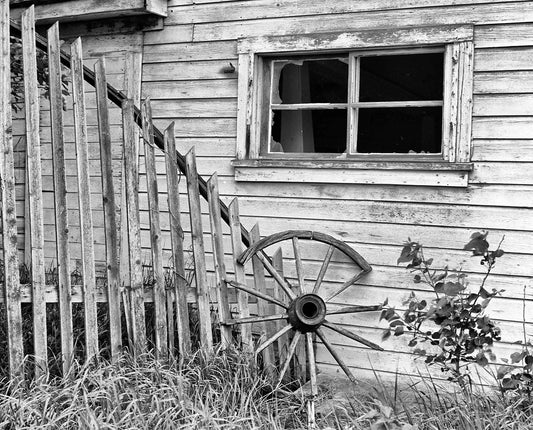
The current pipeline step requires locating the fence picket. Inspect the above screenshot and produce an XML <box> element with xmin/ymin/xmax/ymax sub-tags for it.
<box><xmin>119</xmin><ymin>52</ymin><xmax>142</xmax><ymax>344</ymax></box>
<box><xmin>272</xmin><ymin>248</ymin><xmax>290</xmax><ymax>379</ymax></box>
<box><xmin>71</xmin><ymin>37</ymin><xmax>99</xmax><ymax>360</ymax></box>
<box><xmin>142</xmin><ymin>98</ymin><xmax>168</xmax><ymax>359</ymax></box>
<box><xmin>228</xmin><ymin>198</ymin><xmax>252</xmax><ymax>352</ymax></box>
<box><xmin>164</xmin><ymin>123</ymin><xmax>191</xmax><ymax>355</ymax></box>
<box><xmin>22</xmin><ymin>6</ymin><xmax>48</xmax><ymax>375</ymax></box>
<box><xmin>123</xmin><ymin>99</ymin><xmax>147</xmax><ymax>355</ymax></box>
<box><xmin>207</xmin><ymin>173</ymin><xmax>232</xmax><ymax>347</ymax></box>
<box><xmin>95</xmin><ymin>58</ymin><xmax>122</xmax><ymax>360</ymax></box>
<box><xmin>47</xmin><ymin>22</ymin><xmax>74</xmax><ymax>375</ymax></box>
<box><xmin>250</xmin><ymin>224</ymin><xmax>275</xmax><ymax>376</ymax></box>
<box><xmin>1</xmin><ymin>0</ymin><xmax>24</xmax><ymax>381</ymax></box>
<box><xmin>185</xmin><ymin>148</ymin><xmax>213</xmax><ymax>351</ymax></box>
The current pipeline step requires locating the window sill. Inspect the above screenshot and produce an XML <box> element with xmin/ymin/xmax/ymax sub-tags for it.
<box><xmin>232</xmin><ymin>159</ymin><xmax>473</xmax><ymax>187</ymax></box>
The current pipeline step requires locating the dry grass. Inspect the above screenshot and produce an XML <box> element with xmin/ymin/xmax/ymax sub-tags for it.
<box><xmin>0</xmin><ymin>348</ymin><xmax>307</xmax><ymax>429</ymax></box>
<box><xmin>1</xmin><ymin>349</ymin><xmax>532</xmax><ymax>429</ymax></box>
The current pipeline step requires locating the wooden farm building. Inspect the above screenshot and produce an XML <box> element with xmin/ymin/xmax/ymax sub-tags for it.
<box><xmin>4</xmin><ymin>0</ymin><xmax>533</xmax><ymax>383</ymax></box>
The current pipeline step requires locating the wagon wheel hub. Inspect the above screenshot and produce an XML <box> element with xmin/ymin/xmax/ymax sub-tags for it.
<box><xmin>288</xmin><ymin>294</ymin><xmax>326</xmax><ymax>332</ymax></box>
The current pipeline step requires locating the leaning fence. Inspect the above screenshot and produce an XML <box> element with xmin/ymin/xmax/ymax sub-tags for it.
<box><xmin>1</xmin><ymin>4</ymin><xmax>307</xmax><ymax>384</ymax></box>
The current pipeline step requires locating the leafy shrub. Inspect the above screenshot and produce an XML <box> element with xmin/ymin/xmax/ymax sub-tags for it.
<box><xmin>381</xmin><ymin>232</ymin><xmax>504</xmax><ymax>389</ymax></box>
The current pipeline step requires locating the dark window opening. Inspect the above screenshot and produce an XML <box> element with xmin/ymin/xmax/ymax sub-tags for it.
<box><xmin>271</xmin><ymin>109</ymin><xmax>347</xmax><ymax>153</ymax></box>
<box><xmin>266</xmin><ymin>51</ymin><xmax>444</xmax><ymax>156</ymax></box>
<box><xmin>359</xmin><ymin>53</ymin><xmax>444</xmax><ymax>102</ymax></box>
<box><xmin>274</xmin><ymin>58</ymin><xmax>348</xmax><ymax>104</ymax></box>
<box><xmin>357</xmin><ymin>107</ymin><xmax>442</xmax><ymax>154</ymax></box>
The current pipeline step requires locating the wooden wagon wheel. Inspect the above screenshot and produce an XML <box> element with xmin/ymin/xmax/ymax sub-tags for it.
<box><xmin>226</xmin><ymin>230</ymin><xmax>384</xmax><ymax>413</ymax></box>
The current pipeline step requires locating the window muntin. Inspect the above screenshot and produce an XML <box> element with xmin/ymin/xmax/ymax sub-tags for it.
<box><xmin>265</xmin><ymin>48</ymin><xmax>445</xmax><ymax>157</ymax></box>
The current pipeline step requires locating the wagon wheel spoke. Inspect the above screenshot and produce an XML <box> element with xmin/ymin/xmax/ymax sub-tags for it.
<box><xmin>316</xmin><ymin>328</ymin><xmax>357</xmax><ymax>384</ymax></box>
<box><xmin>227</xmin><ymin>279</ymin><xmax>288</xmax><ymax>309</ymax></box>
<box><xmin>327</xmin><ymin>304</ymin><xmax>382</xmax><ymax>315</ymax></box>
<box><xmin>306</xmin><ymin>332</ymin><xmax>318</xmax><ymax>429</ymax></box>
<box><xmin>306</xmin><ymin>332</ymin><xmax>318</xmax><ymax>397</ymax></box>
<box><xmin>325</xmin><ymin>269</ymin><xmax>369</xmax><ymax>302</ymax></box>
<box><xmin>312</xmin><ymin>245</ymin><xmax>334</xmax><ymax>294</ymax></box>
<box><xmin>292</xmin><ymin>237</ymin><xmax>307</xmax><ymax>293</ymax></box>
<box><xmin>277</xmin><ymin>331</ymin><xmax>302</xmax><ymax>386</ymax></box>
<box><xmin>256</xmin><ymin>325</ymin><xmax>293</xmax><ymax>358</ymax></box>
<box><xmin>323</xmin><ymin>320</ymin><xmax>383</xmax><ymax>351</ymax></box>
<box><xmin>226</xmin><ymin>314</ymin><xmax>288</xmax><ymax>325</ymax></box>
<box><xmin>255</xmin><ymin>252</ymin><xmax>297</xmax><ymax>301</ymax></box>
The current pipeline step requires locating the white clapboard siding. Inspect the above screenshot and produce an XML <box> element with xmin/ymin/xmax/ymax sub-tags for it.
<box><xmin>138</xmin><ymin>1</ymin><xmax>533</xmax><ymax>381</ymax></box>
<box><xmin>9</xmin><ymin>0</ymin><xmax>532</xmax><ymax>381</ymax></box>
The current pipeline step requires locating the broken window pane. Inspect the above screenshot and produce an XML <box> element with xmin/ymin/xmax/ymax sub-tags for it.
<box><xmin>271</xmin><ymin>109</ymin><xmax>347</xmax><ymax>153</ymax></box>
<box><xmin>273</xmin><ymin>58</ymin><xmax>349</xmax><ymax>104</ymax></box>
<box><xmin>357</xmin><ymin>107</ymin><xmax>442</xmax><ymax>154</ymax></box>
<box><xmin>359</xmin><ymin>53</ymin><xmax>444</xmax><ymax>102</ymax></box>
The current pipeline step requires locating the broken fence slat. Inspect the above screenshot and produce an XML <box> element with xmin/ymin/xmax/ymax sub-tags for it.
<box><xmin>228</xmin><ymin>198</ymin><xmax>252</xmax><ymax>352</ymax></box>
<box><xmin>95</xmin><ymin>57</ymin><xmax>122</xmax><ymax>360</ymax></box>
<box><xmin>164</xmin><ymin>123</ymin><xmax>191</xmax><ymax>356</ymax></box>
<box><xmin>123</xmin><ymin>99</ymin><xmax>147</xmax><ymax>356</ymax></box>
<box><xmin>142</xmin><ymin>98</ymin><xmax>168</xmax><ymax>359</ymax></box>
<box><xmin>272</xmin><ymin>248</ymin><xmax>290</xmax><ymax>380</ymax></box>
<box><xmin>207</xmin><ymin>173</ymin><xmax>232</xmax><ymax>347</ymax></box>
<box><xmin>185</xmin><ymin>148</ymin><xmax>213</xmax><ymax>351</ymax></box>
<box><xmin>250</xmin><ymin>224</ymin><xmax>276</xmax><ymax>378</ymax></box>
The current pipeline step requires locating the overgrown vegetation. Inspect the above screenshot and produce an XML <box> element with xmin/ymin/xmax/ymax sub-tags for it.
<box><xmin>10</xmin><ymin>35</ymin><xmax>70</xmax><ymax>111</ymax></box>
<box><xmin>2</xmin><ymin>233</ymin><xmax>532</xmax><ymax>428</ymax></box>
<box><xmin>1</xmin><ymin>350</ymin><xmax>533</xmax><ymax>429</ymax></box>
<box><xmin>381</xmin><ymin>232</ymin><xmax>504</xmax><ymax>390</ymax></box>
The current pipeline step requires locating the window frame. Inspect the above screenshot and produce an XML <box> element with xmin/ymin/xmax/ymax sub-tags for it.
<box><xmin>235</xmin><ymin>25</ymin><xmax>475</xmax><ymax>186</ymax></box>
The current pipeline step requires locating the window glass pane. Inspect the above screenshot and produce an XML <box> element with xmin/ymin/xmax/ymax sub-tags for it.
<box><xmin>356</xmin><ymin>107</ymin><xmax>442</xmax><ymax>154</ymax></box>
<box><xmin>273</xmin><ymin>58</ymin><xmax>348</xmax><ymax>104</ymax></box>
<box><xmin>270</xmin><ymin>109</ymin><xmax>347</xmax><ymax>153</ymax></box>
<box><xmin>359</xmin><ymin>53</ymin><xmax>443</xmax><ymax>102</ymax></box>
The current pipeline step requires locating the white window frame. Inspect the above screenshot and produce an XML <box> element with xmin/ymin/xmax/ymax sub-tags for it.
<box><xmin>234</xmin><ymin>25</ymin><xmax>474</xmax><ymax>187</ymax></box>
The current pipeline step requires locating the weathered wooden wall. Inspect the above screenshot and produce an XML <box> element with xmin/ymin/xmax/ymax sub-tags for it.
<box><xmin>13</xmin><ymin>27</ymin><xmax>143</xmax><ymax>275</ymax></box>
<box><xmin>11</xmin><ymin>0</ymin><xmax>533</xmax><ymax>382</ymax></box>
<box><xmin>138</xmin><ymin>0</ymin><xmax>533</xmax><ymax>382</ymax></box>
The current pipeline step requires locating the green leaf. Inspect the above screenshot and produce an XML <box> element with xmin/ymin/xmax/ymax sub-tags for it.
<box><xmin>382</xmin><ymin>329</ymin><xmax>392</xmax><ymax>341</ymax></box>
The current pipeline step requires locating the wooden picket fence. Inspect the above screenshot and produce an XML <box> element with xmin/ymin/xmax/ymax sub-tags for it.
<box><xmin>1</xmin><ymin>5</ymin><xmax>307</xmax><ymax>382</ymax></box>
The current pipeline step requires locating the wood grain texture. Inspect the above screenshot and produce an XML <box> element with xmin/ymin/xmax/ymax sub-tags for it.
<box><xmin>164</xmin><ymin>123</ymin><xmax>191</xmax><ymax>355</ymax></box>
<box><xmin>250</xmin><ymin>224</ymin><xmax>275</xmax><ymax>377</ymax></box>
<box><xmin>71</xmin><ymin>37</ymin><xmax>99</xmax><ymax>360</ymax></box>
<box><xmin>272</xmin><ymin>248</ymin><xmax>290</xmax><ymax>382</ymax></box>
<box><xmin>1</xmin><ymin>1</ymin><xmax>24</xmax><ymax>381</ymax></box>
<box><xmin>207</xmin><ymin>174</ymin><xmax>233</xmax><ymax>346</ymax></box>
<box><xmin>48</xmin><ymin>22</ymin><xmax>74</xmax><ymax>375</ymax></box>
<box><xmin>167</xmin><ymin>0</ymin><xmax>533</xmax><ymax>26</ymax></box>
<box><xmin>123</xmin><ymin>99</ymin><xmax>147</xmax><ymax>356</ymax></box>
<box><xmin>22</xmin><ymin>6</ymin><xmax>48</xmax><ymax>375</ymax></box>
<box><xmin>95</xmin><ymin>58</ymin><xmax>122</xmax><ymax>360</ymax></box>
<box><xmin>191</xmin><ymin>3</ymin><xmax>533</xmax><ymax>42</ymax></box>
<box><xmin>142</xmin><ymin>98</ymin><xmax>168</xmax><ymax>358</ymax></box>
<box><xmin>238</xmin><ymin>25</ymin><xmax>473</xmax><ymax>53</ymax></box>
<box><xmin>185</xmin><ymin>148</ymin><xmax>213</xmax><ymax>350</ymax></box>
<box><xmin>229</xmin><ymin>198</ymin><xmax>252</xmax><ymax>351</ymax></box>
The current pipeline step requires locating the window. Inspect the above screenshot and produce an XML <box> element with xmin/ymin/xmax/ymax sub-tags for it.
<box><xmin>267</xmin><ymin>50</ymin><xmax>444</xmax><ymax>156</ymax></box>
<box><xmin>235</xmin><ymin>26</ymin><xmax>474</xmax><ymax>186</ymax></box>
